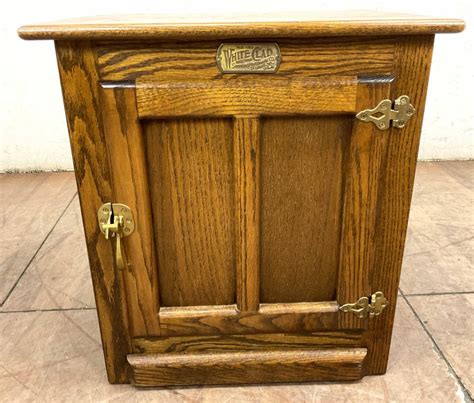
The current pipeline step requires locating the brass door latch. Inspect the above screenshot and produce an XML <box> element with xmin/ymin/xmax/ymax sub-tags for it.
<box><xmin>339</xmin><ymin>291</ymin><xmax>388</xmax><ymax>319</ymax></box>
<box><xmin>97</xmin><ymin>203</ymin><xmax>134</xmax><ymax>270</ymax></box>
<box><xmin>356</xmin><ymin>95</ymin><xmax>415</xmax><ymax>130</ymax></box>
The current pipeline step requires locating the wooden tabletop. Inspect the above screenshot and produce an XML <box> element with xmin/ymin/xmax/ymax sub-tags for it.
<box><xmin>18</xmin><ymin>11</ymin><xmax>464</xmax><ymax>41</ymax></box>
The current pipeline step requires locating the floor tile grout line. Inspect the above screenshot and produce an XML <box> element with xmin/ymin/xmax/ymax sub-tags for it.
<box><xmin>1</xmin><ymin>307</ymin><xmax>96</xmax><ymax>315</ymax></box>
<box><xmin>403</xmin><ymin>291</ymin><xmax>474</xmax><ymax>297</ymax></box>
<box><xmin>400</xmin><ymin>289</ymin><xmax>473</xmax><ymax>402</ymax></box>
<box><xmin>0</xmin><ymin>192</ymin><xmax>78</xmax><ymax>307</ymax></box>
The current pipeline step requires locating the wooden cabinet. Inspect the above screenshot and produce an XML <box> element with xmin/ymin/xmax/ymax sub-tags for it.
<box><xmin>19</xmin><ymin>12</ymin><xmax>464</xmax><ymax>387</ymax></box>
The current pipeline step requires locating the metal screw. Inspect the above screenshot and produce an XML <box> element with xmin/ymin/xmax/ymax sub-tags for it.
<box><xmin>379</xmin><ymin>122</ymin><xmax>386</xmax><ymax>128</ymax></box>
<box><xmin>103</xmin><ymin>208</ymin><xmax>109</xmax><ymax>214</ymax></box>
<box><xmin>124</xmin><ymin>227</ymin><xmax>130</xmax><ymax>233</ymax></box>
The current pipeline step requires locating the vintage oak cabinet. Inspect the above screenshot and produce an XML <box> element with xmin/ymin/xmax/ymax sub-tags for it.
<box><xmin>19</xmin><ymin>13</ymin><xmax>464</xmax><ymax>386</ymax></box>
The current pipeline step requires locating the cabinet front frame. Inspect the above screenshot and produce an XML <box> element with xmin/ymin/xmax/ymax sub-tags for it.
<box><xmin>55</xmin><ymin>35</ymin><xmax>434</xmax><ymax>383</ymax></box>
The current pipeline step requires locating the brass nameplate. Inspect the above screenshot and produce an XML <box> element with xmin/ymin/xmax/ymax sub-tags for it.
<box><xmin>216</xmin><ymin>43</ymin><xmax>281</xmax><ymax>73</ymax></box>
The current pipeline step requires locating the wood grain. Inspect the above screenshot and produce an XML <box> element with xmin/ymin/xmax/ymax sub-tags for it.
<box><xmin>158</xmin><ymin>302</ymin><xmax>345</xmax><ymax>337</ymax></box>
<box><xmin>18</xmin><ymin>12</ymin><xmax>464</xmax><ymax>40</ymax></box>
<box><xmin>260</xmin><ymin>116</ymin><xmax>350</xmax><ymax>303</ymax></box>
<box><xmin>234</xmin><ymin>118</ymin><xmax>260</xmax><ymax>312</ymax></box>
<box><xmin>135</xmin><ymin>77</ymin><xmax>357</xmax><ymax>118</ymax></box>
<box><xmin>363</xmin><ymin>35</ymin><xmax>436</xmax><ymax>375</ymax></box>
<box><xmin>95</xmin><ymin>38</ymin><xmax>396</xmax><ymax>82</ymax></box>
<box><xmin>133</xmin><ymin>331</ymin><xmax>363</xmax><ymax>354</ymax></box>
<box><xmin>337</xmin><ymin>78</ymin><xmax>392</xmax><ymax>329</ymax></box>
<box><xmin>99</xmin><ymin>86</ymin><xmax>160</xmax><ymax>336</ymax></box>
<box><xmin>55</xmin><ymin>41</ymin><xmax>131</xmax><ymax>383</ymax></box>
<box><xmin>144</xmin><ymin>119</ymin><xmax>235</xmax><ymax>307</ymax></box>
<box><xmin>128</xmin><ymin>348</ymin><xmax>367</xmax><ymax>386</ymax></box>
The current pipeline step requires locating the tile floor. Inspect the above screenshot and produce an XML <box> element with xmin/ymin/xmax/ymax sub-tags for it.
<box><xmin>0</xmin><ymin>162</ymin><xmax>472</xmax><ymax>402</ymax></box>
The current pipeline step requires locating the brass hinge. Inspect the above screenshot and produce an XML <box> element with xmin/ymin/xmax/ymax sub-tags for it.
<box><xmin>339</xmin><ymin>291</ymin><xmax>388</xmax><ymax>319</ymax></box>
<box><xmin>97</xmin><ymin>203</ymin><xmax>135</xmax><ymax>270</ymax></box>
<box><xmin>356</xmin><ymin>95</ymin><xmax>415</xmax><ymax>130</ymax></box>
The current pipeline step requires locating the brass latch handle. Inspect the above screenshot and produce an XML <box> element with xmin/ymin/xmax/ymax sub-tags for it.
<box><xmin>97</xmin><ymin>203</ymin><xmax>134</xmax><ymax>270</ymax></box>
<box><xmin>115</xmin><ymin>232</ymin><xmax>124</xmax><ymax>270</ymax></box>
<box><xmin>339</xmin><ymin>291</ymin><xmax>388</xmax><ymax>319</ymax></box>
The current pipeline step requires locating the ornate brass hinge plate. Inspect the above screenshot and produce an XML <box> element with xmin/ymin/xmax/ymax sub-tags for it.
<box><xmin>97</xmin><ymin>203</ymin><xmax>134</xmax><ymax>270</ymax></box>
<box><xmin>339</xmin><ymin>291</ymin><xmax>388</xmax><ymax>319</ymax></box>
<box><xmin>356</xmin><ymin>95</ymin><xmax>415</xmax><ymax>130</ymax></box>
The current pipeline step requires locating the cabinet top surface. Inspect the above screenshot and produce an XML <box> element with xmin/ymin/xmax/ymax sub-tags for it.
<box><xmin>18</xmin><ymin>11</ymin><xmax>464</xmax><ymax>41</ymax></box>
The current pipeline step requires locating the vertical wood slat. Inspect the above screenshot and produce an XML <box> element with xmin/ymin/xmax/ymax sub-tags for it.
<box><xmin>363</xmin><ymin>35</ymin><xmax>435</xmax><ymax>374</ymax></box>
<box><xmin>55</xmin><ymin>41</ymin><xmax>131</xmax><ymax>383</ymax></box>
<box><xmin>234</xmin><ymin>117</ymin><xmax>260</xmax><ymax>312</ymax></box>
<box><xmin>337</xmin><ymin>78</ymin><xmax>392</xmax><ymax>329</ymax></box>
<box><xmin>99</xmin><ymin>87</ymin><xmax>161</xmax><ymax>337</ymax></box>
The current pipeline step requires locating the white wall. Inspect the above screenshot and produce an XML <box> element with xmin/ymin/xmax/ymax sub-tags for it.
<box><xmin>1</xmin><ymin>1</ymin><xmax>472</xmax><ymax>172</ymax></box>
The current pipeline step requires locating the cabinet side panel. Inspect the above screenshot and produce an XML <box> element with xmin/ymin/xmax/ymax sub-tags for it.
<box><xmin>144</xmin><ymin>119</ymin><xmax>235</xmax><ymax>307</ymax></box>
<box><xmin>260</xmin><ymin>116</ymin><xmax>350</xmax><ymax>303</ymax></box>
<box><xmin>363</xmin><ymin>35</ymin><xmax>435</xmax><ymax>374</ymax></box>
<box><xmin>55</xmin><ymin>41</ymin><xmax>131</xmax><ymax>383</ymax></box>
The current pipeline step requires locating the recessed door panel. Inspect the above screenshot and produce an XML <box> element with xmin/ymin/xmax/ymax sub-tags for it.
<box><xmin>260</xmin><ymin>116</ymin><xmax>351</xmax><ymax>303</ymax></box>
<box><xmin>144</xmin><ymin>118</ymin><xmax>235</xmax><ymax>307</ymax></box>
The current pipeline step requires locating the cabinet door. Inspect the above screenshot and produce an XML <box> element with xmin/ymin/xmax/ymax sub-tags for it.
<box><xmin>99</xmin><ymin>74</ymin><xmax>390</xmax><ymax>334</ymax></box>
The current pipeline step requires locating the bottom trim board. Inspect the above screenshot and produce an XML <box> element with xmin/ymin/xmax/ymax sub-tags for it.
<box><xmin>133</xmin><ymin>331</ymin><xmax>362</xmax><ymax>354</ymax></box>
<box><xmin>128</xmin><ymin>348</ymin><xmax>367</xmax><ymax>386</ymax></box>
